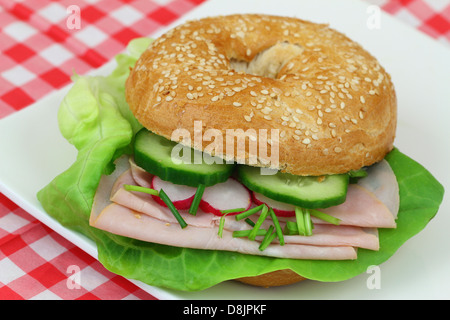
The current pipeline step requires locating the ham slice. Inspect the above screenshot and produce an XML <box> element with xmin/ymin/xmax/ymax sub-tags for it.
<box><xmin>222</xmin><ymin>214</ymin><xmax>380</xmax><ymax>250</ymax></box>
<box><xmin>109</xmin><ymin>170</ymin><xmax>379</xmax><ymax>250</ymax></box>
<box><xmin>358</xmin><ymin>159</ymin><xmax>399</xmax><ymax>218</ymax></box>
<box><xmin>111</xmin><ymin>171</ymin><xmax>217</xmax><ymax>228</ymax></box>
<box><xmin>129</xmin><ymin>158</ymin><xmax>397</xmax><ymax>228</ymax></box>
<box><xmin>91</xmin><ymin>202</ymin><xmax>357</xmax><ymax>260</ymax></box>
<box><xmin>318</xmin><ymin>185</ymin><xmax>396</xmax><ymax>228</ymax></box>
<box><xmin>90</xmin><ymin>155</ymin><xmax>400</xmax><ymax>260</ymax></box>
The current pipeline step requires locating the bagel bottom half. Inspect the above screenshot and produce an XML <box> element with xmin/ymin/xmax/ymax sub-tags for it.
<box><xmin>236</xmin><ymin>269</ymin><xmax>307</xmax><ymax>287</ymax></box>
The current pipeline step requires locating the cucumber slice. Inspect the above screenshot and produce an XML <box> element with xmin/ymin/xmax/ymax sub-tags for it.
<box><xmin>134</xmin><ymin>129</ymin><xmax>235</xmax><ymax>187</ymax></box>
<box><xmin>237</xmin><ymin>165</ymin><xmax>349</xmax><ymax>208</ymax></box>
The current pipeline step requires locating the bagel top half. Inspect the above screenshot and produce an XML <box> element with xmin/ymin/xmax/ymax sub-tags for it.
<box><xmin>125</xmin><ymin>14</ymin><xmax>397</xmax><ymax>176</ymax></box>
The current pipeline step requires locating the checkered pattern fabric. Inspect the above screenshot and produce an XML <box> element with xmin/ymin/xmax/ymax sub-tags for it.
<box><xmin>1</xmin><ymin>0</ymin><xmax>449</xmax><ymax>300</ymax></box>
<box><xmin>0</xmin><ymin>0</ymin><xmax>205</xmax><ymax>300</ymax></box>
<box><xmin>371</xmin><ymin>0</ymin><xmax>450</xmax><ymax>45</ymax></box>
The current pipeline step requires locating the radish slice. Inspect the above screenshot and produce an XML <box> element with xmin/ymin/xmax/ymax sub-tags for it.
<box><xmin>200</xmin><ymin>179</ymin><xmax>252</xmax><ymax>216</ymax></box>
<box><xmin>151</xmin><ymin>176</ymin><xmax>197</xmax><ymax>210</ymax></box>
<box><xmin>252</xmin><ymin>192</ymin><xmax>296</xmax><ymax>217</ymax></box>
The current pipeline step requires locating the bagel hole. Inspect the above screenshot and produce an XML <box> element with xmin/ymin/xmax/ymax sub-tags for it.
<box><xmin>230</xmin><ymin>42</ymin><xmax>304</xmax><ymax>79</ymax></box>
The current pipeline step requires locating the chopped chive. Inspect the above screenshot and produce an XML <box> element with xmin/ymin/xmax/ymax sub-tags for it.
<box><xmin>221</xmin><ymin>207</ymin><xmax>246</xmax><ymax>214</ymax></box>
<box><xmin>158</xmin><ymin>188</ymin><xmax>187</xmax><ymax>229</ymax></box>
<box><xmin>218</xmin><ymin>213</ymin><xmax>228</xmax><ymax>238</ymax></box>
<box><xmin>188</xmin><ymin>184</ymin><xmax>205</xmax><ymax>216</ymax></box>
<box><xmin>248</xmin><ymin>205</ymin><xmax>269</xmax><ymax>241</ymax></box>
<box><xmin>268</xmin><ymin>207</ymin><xmax>284</xmax><ymax>246</ymax></box>
<box><xmin>235</xmin><ymin>204</ymin><xmax>264</xmax><ymax>221</ymax></box>
<box><xmin>309</xmin><ymin>208</ymin><xmax>341</xmax><ymax>225</ymax></box>
<box><xmin>295</xmin><ymin>207</ymin><xmax>306</xmax><ymax>236</ymax></box>
<box><xmin>244</xmin><ymin>218</ymin><xmax>255</xmax><ymax>227</ymax></box>
<box><xmin>232</xmin><ymin>229</ymin><xmax>266</xmax><ymax>238</ymax></box>
<box><xmin>259</xmin><ymin>226</ymin><xmax>277</xmax><ymax>251</ymax></box>
<box><xmin>124</xmin><ymin>184</ymin><xmax>159</xmax><ymax>196</ymax></box>
<box><xmin>303</xmin><ymin>209</ymin><xmax>313</xmax><ymax>236</ymax></box>
<box><xmin>284</xmin><ymin>220</ymin><xmax>299</xmax><ymax>235</ymax></box>
<box><xmin>294</xmin><ymin>208</ymin><xmax>314</xmax><ymax>236</ymax></box>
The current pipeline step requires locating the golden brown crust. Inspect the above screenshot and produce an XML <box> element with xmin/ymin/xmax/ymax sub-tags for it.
<box><xmin>236</xmin><ymin>269</ymin><xmax>307</xmax><ymax>287</ymax></box>
<box><xmin>126</xmin><ymin>14</ymin><xmax>397</xmax><ymax>176</ymax></box>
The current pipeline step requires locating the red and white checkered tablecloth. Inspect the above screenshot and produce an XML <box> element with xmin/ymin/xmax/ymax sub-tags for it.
<box><xmin>1</xmin><ymin>0</ymin><xmax>449</xmax><ymax>300</ymax></box>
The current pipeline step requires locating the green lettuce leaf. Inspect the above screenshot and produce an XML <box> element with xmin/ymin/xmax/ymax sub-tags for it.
<box><xmin>94</xmin><ymin>148</ymin><xmax>444</xmax><ymax>291</ymax></box>
<box><xmin>37</xmin><ymin>38</ymin><xmax>152</xmax><ymax>236</ymax></box>
<box><xmin>37</xmin><ymin>38</ymin><xmax>445</xmax><ymax>292</ymax></box>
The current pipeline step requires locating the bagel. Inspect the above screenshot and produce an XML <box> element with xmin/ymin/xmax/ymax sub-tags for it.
<box><xmin>237</xmin><ymin>269</ymin><xmax>307</xmax><ymax>287</ymax></box>
<box><xmin>126</xmin><ymin>14</ymin><xmax>397</xmax><ymax>176</ymax></box>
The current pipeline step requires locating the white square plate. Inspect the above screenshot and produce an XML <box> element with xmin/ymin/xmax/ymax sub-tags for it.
<box><xmin>1</xmin><ymin>0</ymin><xmax>449</xmax><ymax>299</ymax></box>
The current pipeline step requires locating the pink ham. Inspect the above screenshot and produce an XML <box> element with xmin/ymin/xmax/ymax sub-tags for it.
<box><xmin>91</xmin><ymin>202</ymin><xmax>357</xmax><ymax>260</ymax></box>
<box><xmin>129</xmin><ymin>157</ymin><xmax>153</xmax><ymax>188</ymax></box>
<box><xmin>89</xmin><ymin>155</ymin><xmax>400</xmax><ymax>261</ymax></box>
<box><xmin>219</xmin><ymin>215</ymin><xmax>380</xmax><ymax>250</ymax></box>
<box><xmin>106</xmin><ymin>169</ymin><xmax>380</xmax><ymax>251</ymax></box>
<box><xmin>357</xmin><ymin>159</ymin><xmax>399</xmax><ymax>218</ymax></box>
<box><xmin>252</xmin><ymin>185</ymin><xmax>396</xmax><ymax>228</ymax></box>
<box><xmin>319</xmin><ymin>185</ymin><xmax>396</xmax><ymax>228</ymax></box>
<box><xmin>110</xmin><ymin>170</ymin><xmax>216</xmax><ymax>228</ymax></box>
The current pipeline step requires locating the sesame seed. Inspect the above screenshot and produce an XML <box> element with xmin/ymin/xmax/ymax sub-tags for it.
<box><xmin>261</xmin><ymin>89</ymin><xmax>269</xmax><ymax>95</ymax></box>
<box><xmin>233</xmin><ymin>102</ymin><xmax>242</xmax><ymax>107</ymax></box>
<box><xmin>261</xmin><ymin>107</ymin><xmax>272</xmax><ymax>114</ymax></box>
<box><xmin>359</xmin><ymin>111</ymin><xmax>364</xmax><ymax>119</ymax></box>
<box><xmin>250</xmin><ymin>91</ymin><xmax>257</xmax><ymax>97</ymax></box>
<box><xmin>360</xmin><ymin>96</ymin><xmax>365</xmax><ymax>103</ymax></box>
<box><xmin>334</xmin><ymin>147</ymin><xmax>342</xmax><ymax>153</ymax></box>
<box><xmin>302</xmin><ymin>138</ymin><xmax>311</xmax><ymax>145</ymax></box>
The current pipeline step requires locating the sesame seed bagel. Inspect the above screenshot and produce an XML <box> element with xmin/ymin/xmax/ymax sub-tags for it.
<box><xmin>126</xmin><ymin>14</ymin><xmax>397</xmax><ymax>176</ymax></box>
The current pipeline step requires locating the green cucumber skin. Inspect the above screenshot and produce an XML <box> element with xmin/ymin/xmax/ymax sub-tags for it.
<box><xmin>237</xmin><ymin>166</ymin><xmax>349</xmax><ymax>209</ymax></box>
<box><xmin>134</xmin><ymin>129</ymin><xmax>234</xmax><ymax>187</ymax></box>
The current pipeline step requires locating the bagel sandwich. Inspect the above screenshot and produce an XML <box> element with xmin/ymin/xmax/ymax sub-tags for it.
<box><xmin>37</xmin><ymin>14</ymin><xmax>444</xmax><ymax>291</ymax></box>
